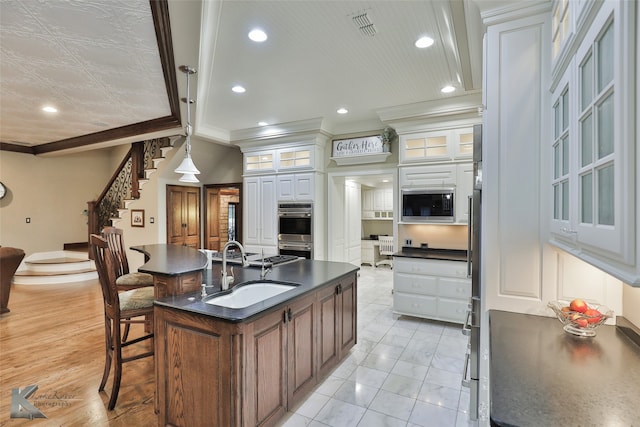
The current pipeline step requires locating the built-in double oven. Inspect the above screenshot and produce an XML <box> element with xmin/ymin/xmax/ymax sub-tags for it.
<box><xmin>278</xmin><ymin>202</ymin><xmax>313</xmax><ymax>259</ymax></box>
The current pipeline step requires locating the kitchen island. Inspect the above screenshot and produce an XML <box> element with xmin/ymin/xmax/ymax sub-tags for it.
<box><xmin>490</xmin><ymin>310</ymin><xmax>640</xmax><ymax>426</ymax></box>
<box><xmin>131</xmin><ymin>244</ymin><xmax>208</xmax><ymax>298</ymax></box>
<box><xmin>154</xmin><ymin>259</ymin><xmax>359</xmax><ymax>427</ymax></box>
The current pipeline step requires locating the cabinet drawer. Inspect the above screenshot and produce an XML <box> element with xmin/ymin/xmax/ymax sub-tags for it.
<box><xmin>437</xmin><ymin>298</ymin><xmax>468</xmax><ymax>324</ymax></box>
<box><xmin>393</xmin><ymin>272</ymin><xmax>438</xmax><ymax>295</ymax></box>
<box><xmin>394</xmin><ymin>257</ymin><xmax>467</xmax><ymax>278</ymax></box>
<box><xmin>394</xmin><ymin>292</ymin><xmax>437</xmax><ymax>317</ymax></box>
<box><xmin>438</xmin><ymin>277</ymin><xmax>471</xmax><ymax>299</ymax></box>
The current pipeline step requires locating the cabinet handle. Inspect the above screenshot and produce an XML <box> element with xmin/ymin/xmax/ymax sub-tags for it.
<box><xmin>287</xmin><ymin>308</ymin><xmax>293</xmax><ymax>322</ymax></box>
<box><xmin>283</xmin><ymin>310</ymin><xmax>288</xmax><ymax>324</ymax></box>
<box><xmin>336</xmin><ymin>284</ymin><xmax>342</xmax><ymax>295</ymax></box>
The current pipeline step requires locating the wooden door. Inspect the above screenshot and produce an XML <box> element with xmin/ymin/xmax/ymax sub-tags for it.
<box><xmin>167</xmin><ymin>185</ymin><xmax>200</xmax><ymax>247</ymax></box>
<box><xmin>204</xmin><ymin>185</ymin><xmax>242</xmax><ymax>251</ymax></box>
<box><xmin>317</xmin><ymin>284</ymin><xmax>338</xmax><ymax>378</ymax></box>
<box><xmin>246</xmin><ymin>308</ymin><xmax>287</xmax><ymax>427</ymax></box>
<box><xmin>338</xmin><ymin>276</ymin><xmax>357</xmax><ymax>355</ymax></box>
<box><xmin>286</xmin><ymin>293</ymin><xmax>317</xmax><ymax>407</ymax></box>
<box><xmin>205</xmin><ymin>187</ymin><xmax>220</xmax><ymax>250</ymax></box>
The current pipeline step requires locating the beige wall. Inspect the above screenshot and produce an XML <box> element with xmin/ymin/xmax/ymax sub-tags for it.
<box><xmin>623</xmin><ymin>285</ymin><xmax>640</xmax><ymax>328</ymax></box>
<box><xmin>0</xmin><ymin>137</ymin><xmax>243</xmax><ymax>262</ymax></box>
<box><xmin>0</xmin><ymin>149</ymin><xmax>116</xmax><ymax>255</ymax></box>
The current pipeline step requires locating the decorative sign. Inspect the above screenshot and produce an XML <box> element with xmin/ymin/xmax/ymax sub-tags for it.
<box><xmin>331</xmin><ymin>135</ymin><xmax>385</xmax><ymax>158</ymax></box>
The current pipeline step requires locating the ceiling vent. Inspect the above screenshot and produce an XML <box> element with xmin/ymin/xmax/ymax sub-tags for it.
<box><xmin>351</xmin><ymin>11</ymin><xmax>377</xmax><ymax>37</ymax></box>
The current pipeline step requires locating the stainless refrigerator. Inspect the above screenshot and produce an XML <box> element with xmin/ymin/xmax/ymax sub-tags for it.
<box><xmin>463</xmin><ymin>124</ymin><xmax>482</xmax><ymax>419</ymax></box>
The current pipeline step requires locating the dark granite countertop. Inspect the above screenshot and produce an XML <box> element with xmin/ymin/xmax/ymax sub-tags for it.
<box><xmin>490</xmin><ymin>310</ymin><xmax>640</xmax><ymax>427</ymax></box>
<box><xmin>393</xmin><ymin>247</ymin><xmax>468</xmax><ymax>262</ymax></box>
<box><xmin>131</xmin><ymin>244</ymin><xmax>208</xmax><ymax>276</ymax></box>
<box><xmin>154</xmin><ymin>259</ymin><xmax>359</xmax><ymax>323</ymax></box>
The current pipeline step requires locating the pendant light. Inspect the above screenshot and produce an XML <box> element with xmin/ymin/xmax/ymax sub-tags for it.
<box><xmin>175</xmin><ymin>65</ymin><xmax>200</xmax><ymax>182</ymax></box>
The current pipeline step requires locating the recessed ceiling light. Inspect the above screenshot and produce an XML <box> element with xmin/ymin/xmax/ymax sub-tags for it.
<box><xmin>42</xmin><ymin>106</ymin><xmax>58</xmax><ymax>113</ymax></box>
<box><xmin>441</xmin><ymin>85</ymin><xmax>455</xmax><ymax>93</ymax></box>
<box><xmin>248</xmin><ymin>29</ymin><xmax>267</xmax><ymax>42</ymax></box>
<box><xmin>258</xmin><ymin>121</ymin><xmax>268</xmax><ymax>126</ymax></box>
<box><xmin>232</xmin><ymin>85</ymin><xmax>246</xmax><ymax>93</ymax></box>
<box><xmin>415</xmin><ymin>36</ymin><xmax>434</xmax><ymax>48</ymax></box>
<box><xmin>337</xmin><ymin>108</ymin><xmax>348</xmax><ymax>114</ymax></box>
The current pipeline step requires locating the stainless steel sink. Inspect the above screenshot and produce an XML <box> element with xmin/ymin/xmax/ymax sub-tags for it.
<box><xmin>204</xmin><ymin>281</ymin><xmax>298</xmax><ymax>309</ymax></box>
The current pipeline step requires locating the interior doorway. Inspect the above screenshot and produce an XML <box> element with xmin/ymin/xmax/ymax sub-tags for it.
<box><xmin>327</xmin><ymin>169</ymin><xmax>397</xmax><ymax>265</ymax></box>
<box><xmin>204</xmin><ymin>183</ymin><xmax>242</xmax><ymax>251</ymax></box>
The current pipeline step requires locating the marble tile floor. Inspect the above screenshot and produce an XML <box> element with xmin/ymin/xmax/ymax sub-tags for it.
<box><xmin>277</xmin><ymin>265</ymin><xmax>477</xmax><ymax>427</ymax></box>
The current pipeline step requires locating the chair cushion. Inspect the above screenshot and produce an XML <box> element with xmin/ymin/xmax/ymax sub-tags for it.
<box><xmin>119</xmin><ymin>286</ymin><xmax>154</xmax><ymax>311</ymax></box>
<box><xmin>115</xmin><ymin>272</ymin><xmax>154</xmax><ymax>287</ymax></box>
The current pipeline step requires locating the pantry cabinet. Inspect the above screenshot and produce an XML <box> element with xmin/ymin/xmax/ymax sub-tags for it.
<box><xmin>548</xmin><ymin>0</ymin><xmax>639</xmax><ymax>285</ymax></box>
<box><xmin>393</xmin><ymin>257</ymin><xmax>470</xmax><ymax>323</ymax></box>
<box><xmin>244</xmin><ymin>176</ymin><xmax>277</xmax><ymax>253</ymax></box>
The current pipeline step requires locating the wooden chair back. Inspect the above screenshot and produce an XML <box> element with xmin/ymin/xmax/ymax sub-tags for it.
<box><xmin>90</xmin><ymin>234</ymin><xmax>119</xmax><ymax>312</ymax></box>
<box><xmin>101</xmin><ymin>227</ymin><xmax>130</xmax><ymax>278</ymax></box>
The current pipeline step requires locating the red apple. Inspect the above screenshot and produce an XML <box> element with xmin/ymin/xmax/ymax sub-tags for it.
<box><xmin>569</xmin><ymin>298</ymin><xmax>588</xmax><ymax>313</ymax></box>
<box><xmin>584</xmin><ymin>308</ymin><xmax>603</xmax><ymax>324</ymax></box>
<box><xmin>569</xmin><ymin>313</ymin><xmax>588</xmax><ymax>328</ymax></box>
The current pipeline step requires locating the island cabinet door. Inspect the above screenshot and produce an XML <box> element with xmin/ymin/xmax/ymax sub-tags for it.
<box><xmin>243</xmin><ymin>308</ymin><xmax>287</xmax><ymax>427</ymax></box>
<box><xmin>154</xmin><ymin>307</ymin><xmax>237</xmax><ymax>427</ymax></box>
<box><xmin>338</xmin><ymin>275</ymin><xmax>357</xmax><ymax>355</ymax></box>
<box><xmin>317</xmin><ymin>284</ymin><xmax>339</xmax><ymax>378</ymax></box>
<box><xmin>286</xmin><ymin>293</ymin><xmax>318</xmax><ymax>407</ymax></box>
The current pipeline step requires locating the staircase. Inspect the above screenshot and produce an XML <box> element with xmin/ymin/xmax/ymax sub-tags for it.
<box><xmin>13</xmin><ymin>138</ymin><xmax>175</xmax><ymax>285</ymax></box>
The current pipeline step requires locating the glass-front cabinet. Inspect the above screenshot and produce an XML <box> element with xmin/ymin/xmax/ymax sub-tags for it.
<box><xmin>549</xmin><ymin>0</ymin><xmax>637</xmax><ymax>284</ymax></box>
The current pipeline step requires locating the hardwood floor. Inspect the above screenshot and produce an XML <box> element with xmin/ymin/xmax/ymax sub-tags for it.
<box><xmin>0</xmin><ymin>280</ymin><xmax>156</xmax><ymax>426</ymax></box>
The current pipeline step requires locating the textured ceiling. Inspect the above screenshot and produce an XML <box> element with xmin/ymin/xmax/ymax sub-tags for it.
<box><xmin>0</xmin><ymin>0</ymin><xmax>172</xmax><ymax>151</ymax></box>
<box><xmin>0</xmin><ymin>0</ymin><xmax>493</xmax><ymax>153</ymax></box>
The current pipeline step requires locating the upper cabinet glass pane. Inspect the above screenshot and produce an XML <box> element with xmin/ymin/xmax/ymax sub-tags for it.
<box><xmin>426</xmin><ymin>136</ymin><xmax>447</xmax><ymax>148</ymax></box>
<box><xmin>580</xmin><ymin>113</ymin><xmax>593</xmax><ymax>167</ymax></box>
<box><xmin>580</xmin><ymin>52</ymin><xmax>593</xmax><ymax>111</ymax></box>
<box><xmin>597</xmin><ymin>22</ymin><xmax>614</xmax><ymax>92</ymax></box>
<box><xmin>597</xmin><ymin>93</ymin><xmax>614</xmax><ymax>159</ymax></box>
<box><xmin>597</xmin><ymin>164</ymin><xmax>614</xmax><ymax>226</ymax></box>
<box><xmin>562</xmin><ymin>90</ymin><xmax>569</xmax><ymax>130</ymax></box>
<box><xmin>554</xmin><ymin>102</ymin><xmax>561</xmax><ymax>138</ymax></box>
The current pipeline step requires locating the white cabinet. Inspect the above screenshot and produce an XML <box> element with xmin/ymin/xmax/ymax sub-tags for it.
<box><xmin>361</xmin><ymin>240</ymin><xmax>374</xmax><ymax>266</ymax></box>
<box><xmin>244</xmin><ymin>150</ymin><xmax>275</xmax><ymax>173</ymax></box>
<box><xmin>277</xmin><ymin>146</ymin><xmax>314</xmax><ymax>170</ymax></box>
<box><xmin>277</xmin><ymin>173</ymin><xmax>314</xmax><ymax>202</ymax></box>
<box><xmin>548</xmin><ymin>0</ymin><xmax>638</xmax><ymax>284</ymax></box>
<box><xmin>399</xmin><ymin>127</ymin><xmax>474</xmax><ymax>164</ymax></box>
<box><xmin>393</xmin><ymin>257</ymin><xmax>470</xmax><ymax>323</ymax></box>
<box><xmin>399</xmin><ymin>164</ymin><xmax>456</xmax><ymax>188</ymax></box>
<box><xmin>362</xmin><ymin>190</ymin><xmax>374</xmax><ymax>219</ymax></box>
<box><xmin>243</xmin><ymin>176</ymin><xmax>278</xmax><ymax>253</ymax></box>
<box><xmin>455</xmin><ymin>162</ymin><xmax>473</xmax><ymax>224</ymax></box>
<box><xmin>362</xmin><ymin>187</ymin><xmax>393</xmax><ymax>220</ymax></box>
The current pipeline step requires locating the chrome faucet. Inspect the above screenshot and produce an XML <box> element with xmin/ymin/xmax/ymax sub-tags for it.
<box><xmin>221</xmin><ymin>240</ymin><xmax>249</xmax><ymax>290</ymax></box>
<box><xmin>260</xmin><ymin>249</ymin><xmax>271</xmax><ymax>279</ymax></box>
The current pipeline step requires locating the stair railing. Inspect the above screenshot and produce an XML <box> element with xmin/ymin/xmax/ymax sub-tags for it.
<box><xmin>87</xmin><ymin>138</ymin><xmax>171</xmax><ymax>254</ymax></box>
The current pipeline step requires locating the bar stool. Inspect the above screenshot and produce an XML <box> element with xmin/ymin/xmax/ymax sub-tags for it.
<box><xmin>90</xmin><ymin>234</ymin><xmax>154</xmax><ymax>410</ymax></box>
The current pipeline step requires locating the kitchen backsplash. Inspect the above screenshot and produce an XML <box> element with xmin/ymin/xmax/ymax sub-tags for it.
<box><xmin>398</xmin><ymin>224</ymin><xmax>468</xmax><ymax>250</ymax></box>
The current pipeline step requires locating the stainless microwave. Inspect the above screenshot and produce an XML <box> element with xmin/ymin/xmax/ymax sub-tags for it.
<box><xmin>401</xmin><ymin>188</ymin><xmax>455</xmax><ymax>222</ymax></box>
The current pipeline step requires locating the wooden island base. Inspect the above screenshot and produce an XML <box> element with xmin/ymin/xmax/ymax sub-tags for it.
<box><xmin>154</xmin><ymin>272</ymin><xmax>357</xmax><ymax>427</ymax></box>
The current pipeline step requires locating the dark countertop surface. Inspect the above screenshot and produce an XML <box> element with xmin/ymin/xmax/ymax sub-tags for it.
<box><xmin>490</xmin><ymin>310</ymin><xmax>640</xmax><ymax>427</ymax></box>
<box><xmin>131</xmin><ymin>244</ymin><xmax>208</xmax><ymax>276</ymax></box>
<box><xmin>154</xmin><ymin>259</ymin><xmax>359</xmax><ymax>323</ymax></box>
<box><xmin>393</xmin><ymin>247</ymin><xmax>468</xmax><ymax>262</ymax></box>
